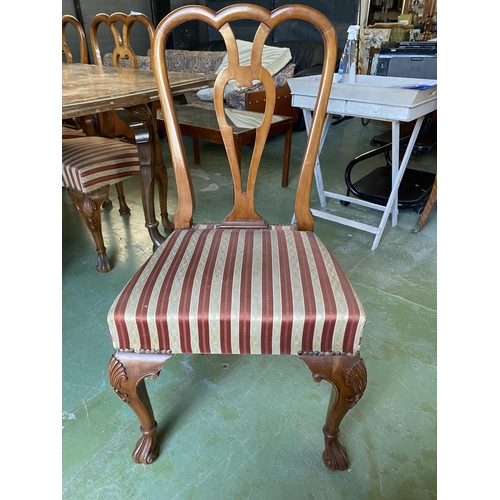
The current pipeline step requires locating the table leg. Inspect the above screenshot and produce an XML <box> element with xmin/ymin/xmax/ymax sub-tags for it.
<box><xmin>116</xmin><ymin>104</ymin><xmax>166</xmax><ymax>250</ymax></box>
<box><xmin>235</xmin><ymin>140</ymin><xmax>242</xmax><ymax>172</ymax></box>
<box><xmin>391</xmin><ymin>122</ymin><xmax>401</xmax><ymax>225</ymax></box>
<box><xmin>193</xmin><ymin>138</ymin><xmax>201</xmax><ymax>164</ymax></box>
<box><xmin>291</xmin><ymin>110</ymin><xmax>332</xmax><ymax>225</ymax></box>
<box><xmin>371</xmin><ymin>115</ymin><xmax>424</xmax><ymax>250</ymax></box>
<box><xmin>281</xmin><ymin>123</ymin><xmax>293</xmax><ymax>188</ymax></box>
<box><xmin>304</xmin><ymin>109</ymin><xmax>334</xmax><ymax>208</ymax></box>
<box><xmin>412</xmin><ymin>175</ymin><xmax>437</xmax><ymax>233</ymax></box>
<box><xmin>301</xmin><ymin>109</ymin><xmax>428</xmax><ymax>250</ymax></box>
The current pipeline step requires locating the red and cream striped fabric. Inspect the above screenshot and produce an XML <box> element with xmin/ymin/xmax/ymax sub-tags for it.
<box><xmin>62</xmin><ymin>124</ymin><xmax>87</xmax><ymax>138</ymax></box>
<box><xmin>108</xmin><ymin>226</ymin><xmax>365</xmax><ymax>356</ymax></box>
<box><xmin>62</xmin><ymin>136</ymin><xmax>141</xmax><ymax>193</ymax></box>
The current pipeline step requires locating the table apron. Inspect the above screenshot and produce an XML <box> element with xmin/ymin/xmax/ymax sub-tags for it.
<box><xmin>291</xmin><ymin>95</ymin><xmax>437</xmax><ymax>122</ymax></box>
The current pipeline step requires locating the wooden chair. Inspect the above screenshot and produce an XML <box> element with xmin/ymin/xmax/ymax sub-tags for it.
<box><xmin>89</xmin><ymin>11</ymin><xmax>172</xmax><ymax>234</ymax></box>
<box><xmin>107</xmin><ymin>4</ymin><xmax>368</xmax><ymax>471</ymax></box>
<box><xmin>62</xmin><ymin>14</ymin><xmax>142</xmax><ymax>272</ymax></box>
<box><xmin>62</xmin><ymin>14</ymin><xmax>87</xmax><ymax>64</ymax></box>
<box><xmin>62</xmin><ymin>15</ymin><xmax>95</xmax><ymax>137</ymax></box>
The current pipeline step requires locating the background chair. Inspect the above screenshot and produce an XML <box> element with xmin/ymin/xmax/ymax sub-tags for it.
<box><xmin>62</xmin><ymin>15</ymin><xmax>95</xmax><ymax>138</ymax></box>
<box><xmin>89</xmin><ymin>11</ymin><xmax>172</xmax><ymax>234</ymax></box>
<box><xmin>62</xmin><ymin>14</ymin><xmax>143</xmax><ymax>272</ymax></box>
<box><xmin>107</xmin><ymin>4</ymin><xmax>368</xmax><ymax>472</ymax></box>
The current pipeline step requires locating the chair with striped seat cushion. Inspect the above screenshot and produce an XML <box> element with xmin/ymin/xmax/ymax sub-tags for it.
<box><xmin>63</xmin><ymin>14</ymin><xmax>140</xmax><ymax>269</ymax></box>
<box><xmin>107</xmin><ymin>4</ymin><xmax>368</xmax><ymax>471</ymax></box>
<box><xmin>62</xmin><ymin>136</ymin><xmax>141</xmax><ymax>272</ymax></box>
<box><xmin>62</xmin><ymin>124</ymin><xmax>87</xmax><ymax>138</ymax></box>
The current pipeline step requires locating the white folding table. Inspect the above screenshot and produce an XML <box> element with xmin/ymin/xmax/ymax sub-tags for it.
<box><xmin>288</xmin><ymin>74</ymin><xmax>437</xmax><ymax>250</ymax></box>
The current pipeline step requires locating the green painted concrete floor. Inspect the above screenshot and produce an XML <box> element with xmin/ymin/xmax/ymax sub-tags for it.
<box><xmin>62</xmin><ymin>116</ymin><xmax>437</xmax><ymax>499</ymax></box>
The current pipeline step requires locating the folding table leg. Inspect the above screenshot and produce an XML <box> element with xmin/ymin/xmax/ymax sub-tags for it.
<box><xmin>371</xmin><ymin>115</ymin><xmax>424</xmax><ymax>250</ymax></box>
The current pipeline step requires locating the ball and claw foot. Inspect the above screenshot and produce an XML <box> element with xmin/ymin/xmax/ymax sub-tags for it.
<box><xmin>322</xmin><ymin>427</ymin><xmax>349</xmax><ymax>471</ymax></box>
<box><xmin>132</xmin><ymin>423</ymin><xmax>159</xmax><ymax>464</ymax></box>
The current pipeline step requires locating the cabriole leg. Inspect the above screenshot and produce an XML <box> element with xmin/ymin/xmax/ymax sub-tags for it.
<box><xmin>108</xmin><ymin>352</ymin><xmax>171</xmax><ymax>464</ymax></box>
<box><xmin>68</xmin><ymin>186</ymin><xmax>111</xmax><ymax>273</ymax></box>
<box><xmin>299</xmin><ymin>352</ymin><xmax>367</xmax><ymax>471</ymax></box>
<box><xmin>115</xmin><ymin>181</ymin><xmax>131</xmax><ymax>215</ymax></box>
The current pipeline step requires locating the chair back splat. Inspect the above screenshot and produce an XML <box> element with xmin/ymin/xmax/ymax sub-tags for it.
<box><xmin>154</xmin><ymin>4</ymin><xmax>336</xmax><ymax>230</ymax></box>
<box><xmin>90</xmin><ymin>12</ymin><xmax>155</xmax><ymax>70</ymax></box>
<box><xmin>107</xmin><ymin>4</ymin><xmax>368</xmax><ymax>472</ymax></box>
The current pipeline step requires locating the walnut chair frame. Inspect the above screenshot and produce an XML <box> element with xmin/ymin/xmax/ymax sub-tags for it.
<box><xmin>63</xmin><ymin>14</ymin><xmax>143</xmax><ymax>272</ymax></box>
<box><xmin>107</xmin><ymin>4</ymin><xmax>367</xmax><ymax>472</ymax></box>
<box><xmin>90</xmin><ymin>11</ymin><xmax>173</xmax><ymax>233</ymax></box>
<box><xmin>62</xmin><ymin>15</ymin><xmax>95</xmax><ymax>136</ymax></box>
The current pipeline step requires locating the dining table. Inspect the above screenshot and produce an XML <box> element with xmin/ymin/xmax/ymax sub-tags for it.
<box><xmin>62</xmin><ymin>62</ymin><xmax>212</xmax><ymax>249</ymax></box>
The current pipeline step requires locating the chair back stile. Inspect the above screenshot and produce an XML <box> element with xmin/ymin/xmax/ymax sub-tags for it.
<box><xmin>152</xmin><ymin>4</ymin><xmax>337</xmax><ymax>231</ymax></box>
<box><xmin>62</xmin><ymin>15</ymin><xmax>94</xmax><ymax>136</ymax></box>
<box><xmin>62</xmin><ymin>15</ymin><xmax>88</xmax><ymax>64</ymax></box>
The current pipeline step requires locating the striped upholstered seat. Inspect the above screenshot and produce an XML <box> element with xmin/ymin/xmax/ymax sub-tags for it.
<box><xmin>106</xmin><ymin>4</ymin><xmax>368</xmax><ymax>472</ymax></box>
<box><xmin>109</xmin><ymin>225</ymin><xmax>365</xmax><ymax>355</ymax></box>
<box><xmin>62</xmin><ymin>136</ymin><xmax>140</xmax><ymax>193</ymax></box>
<box><xmin>62</xmin><ymin>124</ymin><xmax>87</xmax><ymax>139</ymax></box>
<box><xmin>62</xmin><ymin>136</ymin><xmax>141</xmax><ymax>272</ymax></box>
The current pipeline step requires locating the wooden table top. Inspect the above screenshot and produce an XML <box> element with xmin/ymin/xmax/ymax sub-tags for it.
<box><xmin>62</xmin><ymin>63</ymin><xmax>212</xmax><ymax>119</ymax></box>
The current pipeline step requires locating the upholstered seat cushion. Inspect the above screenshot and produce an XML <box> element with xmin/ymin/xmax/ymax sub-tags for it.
<box><xmin>62</xmin><ymin>124</ymin><xmax>87</xmax><ymax>138</ymax></box>
<box><xmin>108</xmin><ymin>225</ymin><xmax>365</xmax><ymax>356</ymax></box>
<box><xmin>62</xmin><ymin>136</ymin><xmax>141</xmax><ymax>193</ymax></box>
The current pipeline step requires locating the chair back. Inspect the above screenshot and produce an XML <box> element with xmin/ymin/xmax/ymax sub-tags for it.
<box><xmin>90</xmin><ymin>12</ymin><xmax>155</xmax><ymax>69</ymax></box>
<box><xmin>153</xmin><ymin>4</ymin><xmax>337</xmax><ymax>231</ymax></box>
<box><xmin>89</xmin><ymin>12</ymin><xmax>157</xmax><ymax>139</ymax></box>
<box><xmin>62</xmin><ymin>15</ymin><xmax>95</xmax><ymax>134</ymax></box>
<box><xmin>62</xmin><ymin>15</ymin><xmax>88</xmax><ymax>64</ymax></box>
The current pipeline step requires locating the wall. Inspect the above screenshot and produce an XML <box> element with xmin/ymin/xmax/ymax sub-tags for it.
<box><xmin>159</xmin><ymin>0</ymin><xmax>359</xmax><ymax>51</ymax></box>
<box><xmin>63</xmin><ymin>0</ymin><xmax>360</xmax><ymax>61</ymax></box>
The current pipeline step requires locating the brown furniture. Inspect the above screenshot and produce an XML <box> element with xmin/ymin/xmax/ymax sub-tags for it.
<box><xmin>62</xmin><ymin>15</ymin><xmax>95</xmax><ymax>137</ymax></box>
<box><xmin>176</xmin><ymin>104</ymin><xmax>294</xmax><ymax>187</ymax></box>
<box><xmin>62</xmin><ymin>63</ymin><xmax>212</xmax><ymax>266</ymax></box>
<box><xmin>245</xmin><ymin>84</ymin><xmax>300</xmax><ymax>124</ymax></box>
<box><xmin>62</xmin><ymin>15</ymin><xmax>142</xmax><ymax>272</ymax></box>
<box><xmin>89</xmin><ymin>11</ymin><xmax>172</xmax><ymax>234</ymax></box>
<box><xmin>89</xmin><ymin>12</ymin><xmax>159</xmax><ymax>139</ymax></box>
<box><xmin>412</xmin><ymin>175</ymin><xmax>437</xmax><ymax>233</ymax></box>
<box><xmin>62</xmin><ymin>14</ymin><xmax>87</xmax><ymax>64</ymax></box>
<box><xmin>106</xmin><ymin>4</ymin><xmax>368</xmax><ymax>472</ymax></box>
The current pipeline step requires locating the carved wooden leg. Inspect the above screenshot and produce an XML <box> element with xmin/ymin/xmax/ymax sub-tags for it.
<box><xmin>281</xmin><ymin>124</ymin><xmax>292</xmax><ymax>188</ymax></box>
<box><xmin>102</xmin><ymin>197</ymin><xmax>113</xmax><ymax>208</ymax></box>
<box><xmin>108</xmin><ymin>352</ymin><xmax>172</xmax><ymax>464</ymax></box>
<box><xmin>192</xmin><ymin>138</ymin><xmax>201</xmax><ymax>165</ymax></box>
<box><xmin>299</xmin><ymin>352</ymin><xmax>367</xmax><ymax>471</ymax></box>
<box><xmin>115</xmin><ymin>182</ymin><xmax>131</xmax><ymax>215</ymax></box>
<box><xmin>154</xmin><ymin>132</ymin><xmax>173</xmax><ymax>233</ymax></box>
<box><xmin>412</xmin><ymin>175</ymin><xmax>437</xmax><ymax>233</ymax></box>
<box><xmin>155</xmin><ymin>164</ymin><xmax>173</xmax><ymax>233</ymax></box>
<box><xmin>68</xmin><ymin>187</ymin><xmax>111</xmax><ymax>273</ymax></box>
